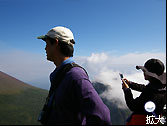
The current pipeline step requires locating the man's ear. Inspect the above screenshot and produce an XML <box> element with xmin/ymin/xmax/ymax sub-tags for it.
<box><xmin>52</xmin><ymin>39</ymin><xmax>59</xmax><ymax>48</ymax></box>
<box><xmin>55</xmin><ymin>39</ymin><xmax>59</xmax><ymax>46</ymax></box>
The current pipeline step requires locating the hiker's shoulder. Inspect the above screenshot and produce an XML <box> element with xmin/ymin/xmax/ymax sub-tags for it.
<box><xmin>67</xmin><ymin>65</ymin><xmax>88</xmax><ymax>80</ymax></box>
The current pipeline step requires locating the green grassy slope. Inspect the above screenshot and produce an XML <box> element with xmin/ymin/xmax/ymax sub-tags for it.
<box><xmin>0</xmin><ymin>87</ymin><xmax>48</xmax><ymax>125</ymax></box>
<box><xmin>0</xmin><ymin>71</ymin><xmax>48</xmax><ymax>125</ymax></box>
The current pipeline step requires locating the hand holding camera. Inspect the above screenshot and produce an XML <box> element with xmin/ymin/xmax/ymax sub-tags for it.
<box><xmin>119</xmin><ymin>73</ymin><xmax>129</xmax><ymax>89</ymax></box>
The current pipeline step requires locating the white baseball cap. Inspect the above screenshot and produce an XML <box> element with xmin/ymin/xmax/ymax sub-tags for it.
<box><xmin>37</xmin><ymin>26</ymin><xmax>75</xmax><ymax>46</ymax></box>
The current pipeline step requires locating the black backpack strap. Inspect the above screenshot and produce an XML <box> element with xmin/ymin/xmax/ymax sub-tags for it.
<box><xmin>71</xmin><ymin>62</ymin><xmax>89</xmax><ymax>78</ymax></box>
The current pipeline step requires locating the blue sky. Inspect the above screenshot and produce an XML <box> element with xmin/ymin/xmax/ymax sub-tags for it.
<box><xmin>0</xmin><ymin>0</ymin><xmax>166</xmax><ymax>90</ymax></box>
<box><xmin>0</xmin><ymin>0</ymin><xmax>166</xmax><ymax>56</ymax></box>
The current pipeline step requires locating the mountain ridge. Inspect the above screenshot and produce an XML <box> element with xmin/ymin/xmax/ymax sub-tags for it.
<box><xmin>0</xmin><ymin>71</ymin><xmax>36</xmax><ymax>94</ymax></box>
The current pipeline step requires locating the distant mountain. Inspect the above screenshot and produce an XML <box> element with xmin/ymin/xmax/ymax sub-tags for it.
<box><xmin>93</xmin><ymin>82</ymin><xmax>131</xmax><ymax>125</ymax></box>
<box><xmin>0</xmin><ymin>71</ymin><xmax>131</xmax><ymax>125</ymax></box>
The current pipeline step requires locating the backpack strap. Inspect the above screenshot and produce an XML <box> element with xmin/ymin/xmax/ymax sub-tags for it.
<box><xmin>71</xmin><ymin>62</ymin><xmax>89</xmax><ymax>77</ymax></box>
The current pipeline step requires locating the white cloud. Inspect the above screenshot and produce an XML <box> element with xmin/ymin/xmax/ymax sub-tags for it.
<box><xmin>75</xmin><ymin>52</ymin><xmax>166</xmax><ymax>107</ymax></box>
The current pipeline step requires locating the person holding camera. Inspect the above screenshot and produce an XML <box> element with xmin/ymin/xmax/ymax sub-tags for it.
<box><xmin>122</xmin><ymin>58</ymin><xmax>166</xmax><ymax>125</ymax></box>
<box><xmin>37</xmin><ymin>26</ymin><xmax>111</xmax><ymax>125</ymax></box>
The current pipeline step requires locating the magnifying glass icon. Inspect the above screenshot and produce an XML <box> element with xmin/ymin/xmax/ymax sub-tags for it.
<box><xmin>144</xmin><ymin>101</ymin><xmax>157</xmax><ymax>117</ymax></box>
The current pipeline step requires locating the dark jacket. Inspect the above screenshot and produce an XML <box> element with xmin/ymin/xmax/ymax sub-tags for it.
<box><xmin>123</xmin><ymin>81</ymin><xmax>166</xmax><ymax>116</ymax></box>
<box><xmin>45</xmin><ymin>60</ymin><xmax>111</xmax><ymax>125</ymax></box>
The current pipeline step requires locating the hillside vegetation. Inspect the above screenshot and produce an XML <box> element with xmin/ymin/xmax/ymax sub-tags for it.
<box><xmin>0</xmin><ymin>88</ymin><xmax>48</xmax><ymax>125</ymax></box>
<box><xmin>0</xmin><ymin>71</ymin><xmax>48</xmax><ymax>125</ymax></box>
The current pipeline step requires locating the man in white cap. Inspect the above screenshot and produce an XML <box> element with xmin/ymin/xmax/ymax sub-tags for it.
<box><xmin>37</xmin><ymin>26</ymin><xmax>111</xmax><ymax>125</ymax></box>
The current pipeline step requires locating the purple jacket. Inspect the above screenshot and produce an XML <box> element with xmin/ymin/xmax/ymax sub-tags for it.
<box><xmin>47</xmin><ymin>62</ymin><xmax>111</xmax><ymax>125</ymax></box>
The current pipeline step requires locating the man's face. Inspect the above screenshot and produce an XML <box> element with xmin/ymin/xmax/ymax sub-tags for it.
<box><xmin>45</xmin><ymin>39</ymin><xmax>56</xmax><ymax>61</ymax></box>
